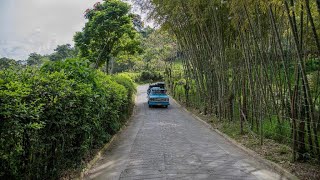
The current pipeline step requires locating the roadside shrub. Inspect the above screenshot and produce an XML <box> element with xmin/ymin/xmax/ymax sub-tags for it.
<box><xmin>0</xmin><ymin>58</ymin><xmax>135</xmax><ymax>179</ymax></box>
<box><xmin>117</xmin><ymin>72</ymin><xmax>140</xmax><ymax>82</ymax></box>
<box><xmin>113</xmin><ymin>73</ymin><xmax>136</xmax><ymax>98</ymax></box>
<box><xmin>140</xmin><ymin>70</ymin><xmax>163</xmax><ymax>82</ymax></box>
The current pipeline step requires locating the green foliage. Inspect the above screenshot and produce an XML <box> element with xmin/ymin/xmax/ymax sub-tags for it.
<box><xmin>26</xmin><ymin>53</ymin><xmax>44</xmax><ymax>66</ymax></box>
<box><xmin>305</xmin><ymin>58</ymin><xmax>320</xmax><ymax>73</ymax></box>
<box><xmin>112</xmin><ymin>53</ymin><xmax>142</xmax><ymax>73</ymax></box>
<box><xmin>143</xmin><ymin>0</ymin><xmax>320</xmax><ymax>162</ymax></box>
<box><xmin>116</xmin><ymin>72</ymin><xmax>141</xmax><ymax>82</ymax></box>
<box><xmin>113</xmin><ymin>71</ymin><xmax>163</xmax><ymax>84</ymax></box>
<box><xmin>0</xmin><ymin>58</ymin><xmax>135</xmax><ymax>179</ymax></box>
<box><xmin>74</xmin><ymin>0</ymin><xmax>141</xmax><ymax>68</ymax></box>
<box><xmin>140</xmin><ymin>29</ymin><xmax>176</xmax><ymax>71</ymax></box>
<box><xmin>49</xmin><ymin>44</ymin><xmax>76</xmax><ymax>61</ymax></box>
<box><xmin>263</xmin><ymin>117</ymin><xmax>292</xmax><ymax>144</ymax></box>
<box><xmin>140</xmin><ymin>70</ymin><xmax>163</xmax><ymax>82</ymax></box>
<box><xmin>110</xmin><ymin>28</ymin><xmax>176</xmax><ymax>74</ymax></box>
<box><xmin>0</xmin><ymin>57</ymin><xmax>19</xmax><ymax>70</ymax></box>
<box><xmin>113</xmin><ymin>73</ymin><xmax>137</xmax><ymax>116</ymax></box>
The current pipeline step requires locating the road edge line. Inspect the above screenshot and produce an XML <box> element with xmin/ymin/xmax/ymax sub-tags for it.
<box><xmin>171</xmin><ymin>98</ymin><xmax>298</xmax><ymax>180</ymax></box>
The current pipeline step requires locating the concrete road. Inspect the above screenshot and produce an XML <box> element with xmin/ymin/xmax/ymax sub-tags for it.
<box><xmin>85</xmin><ymin>85</ymin><xmax>286</xmax><ymax>180</ymax></box>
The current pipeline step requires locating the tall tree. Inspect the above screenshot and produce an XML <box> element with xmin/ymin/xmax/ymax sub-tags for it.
<box><xmin>27</xmin><ymin>53</ymin><xmax>43</xmax><ymax>66</ymax></box>
<box><xmin>0</xmin><ymin>57</ymin><xmax>18</xmax><ymax>70</ymax></box>
<box><xmin>74</xmin><ymin>0</ymin><xmax>141</xmax><ymax>71</ymax></box>
<box><xmin>49</xmin><ymin>44</ymin><xmax>76</xmax><ymax>61</ymax></box>
<box><xmin>137</xmin><ymin>0</ymin><xmax>320</xmax><ymax>161</ymax></box>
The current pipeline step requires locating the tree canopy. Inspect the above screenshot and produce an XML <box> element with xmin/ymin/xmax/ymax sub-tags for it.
<box><xmin>49</xmin><ymin>44</ymin><xmax>76</xmax><ymax>61</ymax></box>
<box><xmin>0</xmin><ymin>57</ymin><xmax>19</xmax><ymax>70</ymax></box>
<box><xmin>74</xmin><ymin>0</ymin><xmax>141</xmax><ymax>70</ymax></box>
<box><xmin>26</xmin><ymin>53</ymin><xmax>44</xmax><ymax>66</ymax></box>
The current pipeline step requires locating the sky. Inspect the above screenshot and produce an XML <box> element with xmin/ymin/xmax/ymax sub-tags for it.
<box><xmin>0</xmin><ymin>0</ymin><xmax>104</xmax><ymax>60</ymax></box>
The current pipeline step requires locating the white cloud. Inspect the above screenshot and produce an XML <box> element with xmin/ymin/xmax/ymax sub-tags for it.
<box><xmin>0</xmin><ymin>0</ymin><xmax>102</xmax><ymax>60</ymax></box>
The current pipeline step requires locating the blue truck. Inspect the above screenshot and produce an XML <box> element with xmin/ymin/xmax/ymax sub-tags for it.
<box><xmin>148</xmin><ymin>86</ymin><xmax>170</xmax><ymax>108</ymax></box>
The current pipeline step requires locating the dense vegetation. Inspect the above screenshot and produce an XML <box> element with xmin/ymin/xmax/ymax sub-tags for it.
<box><xmin>0</xmin><ymin>59</ymin><xmax>135</xmax><ymax>179</ymax></box>
<box><xmin>74</xmin><ymin>0</ymin><xmax>142</xmax><ymax>71</ymax></box>
<box><xmin>2</xmin><ymin>0</ymin><xmax>319</xmax><ymax>178</ymax></box>
<box><xmin>135</xmin><ymin>0</ymin><xmax>320</xmax><ymax>162</ymax></box>
<box><xmin>0</xmin><ymin>0</ymin><xmax>139</xmax><ymax>179</ymax></box>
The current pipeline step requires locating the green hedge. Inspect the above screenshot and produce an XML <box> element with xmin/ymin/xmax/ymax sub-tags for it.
<box><xmin>114</xmin><ymin>71</ymin><xmax>163</xmax><ymax>84</ymax></box>
<box><xmin>140</xmin><ymin>71</ymin><xmax>163</xmax><ymax>82</ymax></box>
<box><xmin>0</xmin><ymin>59</ymin><xmax>135</xmax><ymax>179</ymax></box>
<box><xmin>116</xmin><ymin>72</ymin><xmax>140</xmax><ymax>83</ymax></box>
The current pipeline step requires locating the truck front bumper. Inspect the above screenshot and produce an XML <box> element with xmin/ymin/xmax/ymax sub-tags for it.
<box><xmin>148</xmin><ymin>101</ymin><xmax>170</xmax><ymax>106</ymax></box>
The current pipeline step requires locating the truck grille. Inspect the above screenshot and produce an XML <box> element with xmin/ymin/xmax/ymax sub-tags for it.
<box><xmin>150</xmin><ymin>98</ymin><xmax>168</xmax><ymax>102</ymax></box>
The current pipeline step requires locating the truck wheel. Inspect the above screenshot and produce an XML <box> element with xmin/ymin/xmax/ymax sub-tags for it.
<box><xmin>149</xmin><ymin>105</ymin><xmax>152</xmax><ymax>108</ymax></box>
<box><xmin>164</xmin><ymin>105</ymin><xmax>168</xmax><ymax>108</ymax></box>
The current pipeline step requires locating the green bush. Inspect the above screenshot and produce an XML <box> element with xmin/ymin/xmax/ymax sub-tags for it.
<box><xmin>117</xmin><ymin>72</ymin><xmax>140</xmax><ymax>82</ymax></box>
<box><xmin>0</xmin><ymin>58</ymin><xmax>135</xmax><ymax>179</ymax></box>
<box><xmin>140</xmin><ymin>70</ymin><xmax>163</xmax><ymax>82</ymax></box>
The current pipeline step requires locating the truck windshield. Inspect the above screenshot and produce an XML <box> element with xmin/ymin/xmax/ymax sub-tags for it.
<box><xmin>151</xmin><ymin>90</ymin><xmax>166</xmax><ymax>95</ymax></box>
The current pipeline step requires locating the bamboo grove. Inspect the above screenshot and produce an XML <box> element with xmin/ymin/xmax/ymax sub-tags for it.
<box><xmin>139</xmin><ymin>0</ymin><xmax>320</xmax><ymax>162</ymax></box>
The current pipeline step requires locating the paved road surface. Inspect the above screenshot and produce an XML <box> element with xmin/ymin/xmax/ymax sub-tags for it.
<box><xmin>85</xmin><ymin>85</ymin><xmax>286</xmax><ymax>180</ymax></box>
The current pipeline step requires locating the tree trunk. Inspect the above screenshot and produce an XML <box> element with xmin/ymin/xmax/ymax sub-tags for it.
<box><xmin>305</xmin><ymin>0</ymin><xmax>320</xmax><ymax>55</ymax></box>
